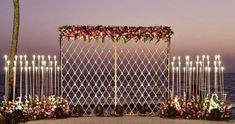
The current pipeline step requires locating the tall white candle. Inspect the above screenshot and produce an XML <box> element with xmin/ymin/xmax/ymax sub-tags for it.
<box><xmin>207</xmin><ymin>56</ymin><xmax>210</xmax><ymax>67</ymax></box>
<box><xmin>37</xmin><ymin>56</ymin><xmax>41</xmax><ymax>96</ymax></box>
<box><xmin>48</xmin><ymin>60</ymin><xmax>52</xmax><ymax>95</ymax></box>
<box><xmin>57</xmin><ymin>67</ymin><xmax>60</xmax><ymax>96</ymax></box>
<box><xmin>178</xmin><ymin>56</ymin><xmax>181</xmax><ymax>96</ymax></box>
<box><xmin>4</xmin><ymin>55</ymin><xmax>7</xmax><ymax>65</ymax></box>
<box><xmin>207</xmin><ymin>55</ymin><xmax>210</xmax><ymax>93</ymax></box>
<box><xmin>28</xmin><ymin>67</ymin><xmax>32</xmax><ymax>96</ymax></box>
<box><xmin>190</xmin><ymin>61</ymin><xmax>192</xmax><ymax>93</ymax></box>
<box><xmin>57</xmin><ymin>67</ymin><xmax>62</xmax><ymax>97</ymax></box>
<box><xmin>200</xmin><ymin>61</ymin><xmax>203</xmax><ymax>96</ymax></box>
<box><xmin>25</xmin><ymin>61</ymin><xmax>28</xmax><ymax>96</ymax></box>
<box><xmin>205</xmin><ymin>67</ymin><xmax>208</xmax><ymax>97</ymax></box>
<box><xmin>46</xmin><ymin>67</ymin><xmax>49</xmax><ymax>96</ymax></box>
<box><xmin>221</xmin><ymin>66</ymin><xmax>224</xmax><ymax>100</ymax></box>
<box><xmin>199</xmin><ymin>66</ymin><xmax>202</xmax><ymax>97</ymax></box>
<box><xmin>183</xmin><ymin>67</ymin><xmax>186</xmax><ymax>98</ymax></box>
<box><xmin>54</xmin><ymin>59</ymin><xmax>57</xmax><ymax>96</ymax></box>
<box><xmin>215</xmin><ymin>67</ymin><xmax>218</xmax><ymax>94</ymax></box>
<box><xmin>171</xmin><ymin>60</ymin><xmax>174</xmax><ymax>98</ymax></box>
<box><xmin>186</xmin><ymin>56</ymin><xmax>189</xmax><ymax>96</ymax></box>
<box><xmin>35</xmin><ymin>67</ymin><xmax>38</xmax><ymax>96</ymax></box>
<box><xmin>6</xmin><ymin>61</ymin><xmax>10</xmax><ymax>98</ymax></box>
<box><xmin>41</xmin><ymin>66</ymin><xmax>44</xmax><ymax>97</ymax></box>
<box><xmin>42</xmin><ymin>56</ymin><xmax>45</xmax><ymax>96</ymax></box>
<box><xmin>48</xmin><ymin>55</ymin><xmax>51</xmax><ymax>94</ymax></box>
<box><xmin>207</xmin><ymin>59</ymin><xmax>210</xmax><ymax>96</ymax></box>
<box><xmin>32</xmin><ymin>55</ymin><xmax>35</xmax><ymax>97</ymax></box>
<box><xmin>4</xmin><ymin>55</ymin><xmax>8</xmax><ymax>97</ymax></box>
<box><xmin>202</xmin><ymin>55</ymin><xmax>205</xmax><ymax>97</ymax></box>
<box><xmin>50</xmin><ymin>66</ymin><xmax>53</xmax><ymax>95</ymax></box>
<box><xmin>15</xmin><ymin>56</ymin><xmax>18</xmax><ymax>67</ymax></box>
<box><xmin>20</xmin><ymin>61</ymin><xmax>23</xmax><ymax>98</ymax></box>
<box><xmin>32</xmin><ymin>61</ymin><xmax>35</xmax><ymax>97</ymax></box>
<box><xmin>218</xmin><ymin>60</ymin><xmax>222</xmax><ymax>98</ymax></box>
<box><xmin>192</xmin><ymin>67</ymin><xmax>195</xmax><ymax>96</ymax></box>
<box><xmin>196</xmin><ymin>60</ymin><xmax>199</xmax><ymax>96</ymax></box>
<box><xmin>176</xmin><ymin>67</ymin><xmax>179</xmax><ymax>96</ymax></box>
<box><xmin>214</xmin><ymin>60</ymin><xmax>217</xmax><ymax>94</ymax></box>
<box><xmin>189</xmin><ymin>67</ymin><xmax>192</xmax><ymax>99</ymax></box>
<box><xmin>24</xmin><ymin>55</ymin><xmax>27</xmax><ymax>97</ymax></box>
<box><xmin>13</xmin><ymin>61</ymin><xmax>17</xmax><ymax>100</ymax></box>
<box><xmin>19</xmin><ymin>55</ymin><xmax>22</xmax><ymax>98</ymax></box>
<box><xmin>4</xmin><ymin>67</ymin><xmax>8</xmax><ymax>98</ymax></box>
<box><xmin>13</xmin><ymin>56</ymin><xmax>17</xmax><ymax>100</ymax></box>
<box><xmin>208</xmin><ymin>67</ymin><xmax>211</xmax><ymax>95</ymax></box>
<box><xmin>25</xmin><ymin>66</ymin><xmax>28</xmax><ymax>97</ymax></box>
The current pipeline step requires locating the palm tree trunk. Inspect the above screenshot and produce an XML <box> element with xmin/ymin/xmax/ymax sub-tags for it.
<box><xmin>8</xmin><ymin>0</ymin><xmax>20</xmax><ymax>101</ymax></box>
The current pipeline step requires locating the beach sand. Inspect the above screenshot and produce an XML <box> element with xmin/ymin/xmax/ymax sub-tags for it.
<box><xmin>22</xmin><ymin>116</ymin><xmax>235</xmax><ymax>124</ymax></box>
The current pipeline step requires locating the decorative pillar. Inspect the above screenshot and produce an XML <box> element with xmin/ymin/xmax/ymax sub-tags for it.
<box><xmin>114</xmin><ymin>40</ymin><xmax>118</xmax><ymax>106</ymax></box>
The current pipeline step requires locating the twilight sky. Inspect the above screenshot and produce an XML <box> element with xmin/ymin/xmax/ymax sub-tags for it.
<box><xmin>0</xmin><ymin>0</ymin><xmax>235</xmax><ymax>72</ymax></box>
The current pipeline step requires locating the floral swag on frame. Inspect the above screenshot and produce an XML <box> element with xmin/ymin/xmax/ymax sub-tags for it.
<box><xmin>59</xmin><ymin>25</ymin><xmax>173</xmax><ymax>43</ymax></box>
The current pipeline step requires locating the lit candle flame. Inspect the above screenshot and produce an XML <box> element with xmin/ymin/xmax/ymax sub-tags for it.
<box><xmin>4</xmin><ymin>55</ymin><xmax>8</xmax><ymax>60</ymax></box>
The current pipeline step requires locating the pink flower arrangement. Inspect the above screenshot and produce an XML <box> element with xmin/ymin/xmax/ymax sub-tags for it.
<box><xmin>59</xmin><ymin>25</ymin><xmax>173</xmax><ymax>42</ymax></box>
<box><xmin>159</xmin><ymin>94</ymin><xmax>232</xmax><ymax>120</ymax></box>
<box><xmin>0</xmin><ymin>95</ymin><xmax>70</xmax><ymax>121</ymax></box>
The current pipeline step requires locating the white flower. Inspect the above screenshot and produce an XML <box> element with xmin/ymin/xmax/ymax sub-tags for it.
<box><xmin>17</xmin><ymin>105</ymin><xmax>23</xmax><ymax>110</ymax></box>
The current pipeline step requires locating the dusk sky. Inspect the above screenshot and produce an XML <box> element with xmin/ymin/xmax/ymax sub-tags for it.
<box><xmin>0</xmin><ymin>0</ymin><xmax>235</xmax><ymax>72</ymax></box>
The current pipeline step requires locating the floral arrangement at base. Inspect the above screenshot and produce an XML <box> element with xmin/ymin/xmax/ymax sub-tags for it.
<box><xmin>95</xmin><ymin>105</ymin><xmax>104</xmax><ymax>116</ymax></box>
<box><xmin>115</xmin><ymin>105</ymin><xmax>124</xmax><ymax>116</ymax></box>
<box><xmin>159</xmin><ymin>93</ymin><xmax>232</xmax><ymax>120</ymax></box>
<box><xmin>0</xmin><ymin>95</ymin><xmax>70</xmax><ymax>123</ymax></box>
<box><xmin>72</xmin><ymin>105</ymin><xmax>84</xmax><ymax>117</ymax></box>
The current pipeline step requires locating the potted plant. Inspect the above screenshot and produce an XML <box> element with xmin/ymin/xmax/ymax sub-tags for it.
<box><xmin>54</xmin><ymin>107</ymin><xmax>66</xmax><ymax>119</ymax></box>
<box><xmin>139</xmin><ymin>104</ymin><xmax>148</xmax><ymax>115</ymax></box>
<box><xmin>72</xmin><ymin>105</ymin><xmax>84</xmax><ymax>117</ymax></box>
<box><xmin>115</xmin><ymin>105</ymin><xmax>124</xmax><ymax>116</ymax></box>
<box><xmin>95</xmin><ymin>105</ymin><xmax>104</xmax><ymax>116</ymax></box>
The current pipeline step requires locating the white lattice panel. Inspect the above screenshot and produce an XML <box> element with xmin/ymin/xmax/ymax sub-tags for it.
<box><xmin>116</xmin><ymin>40</ymin><xmax>169</xmax><ymax>114</ymax></box>
<box><xmin>61</xmin><ymin>40</ymin><xmax>115</xmax><ymax>115</ymax></box>
<box><xmin>60</xmin><ymin>39</ymin><xmax>170</xmax><ymax>115</ymax></box>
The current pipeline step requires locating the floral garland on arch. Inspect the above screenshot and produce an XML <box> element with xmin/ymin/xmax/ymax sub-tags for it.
<box><xmin>58</xmin><ymin>25</ymin><xmax>173</xmax><ymax>43</ymax></box>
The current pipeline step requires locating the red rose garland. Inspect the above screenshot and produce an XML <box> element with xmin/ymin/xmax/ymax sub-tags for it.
<box><xmin>58</xmin><ymin>25</ymin><xmax>173</xmax><ymax>42</ymax></box>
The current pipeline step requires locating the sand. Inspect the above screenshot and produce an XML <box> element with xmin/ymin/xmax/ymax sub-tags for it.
<box><xmin>22</xmin><ymin>116</ymin><xmax>235</xmax><ymax>124</ymax></box>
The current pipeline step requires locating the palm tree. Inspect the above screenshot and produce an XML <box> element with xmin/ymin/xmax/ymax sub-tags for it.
<box><xmin>8</xmin><ymin>0</ymin><xmax>20</xmax><ymax>101</ymax></box>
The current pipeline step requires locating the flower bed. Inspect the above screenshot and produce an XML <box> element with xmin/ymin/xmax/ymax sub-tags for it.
<box><xmin>159</xmin><ymin>93</ymin><xmax>232</xmax><ymax>120</ymax></box>
<box><xmin>0</xmin><ymin>93</ymin><xmax>232</xmax><ymax>123</ymax></box>
<box><xmin>0</xmin><ymin>95</ymin><xmax>70</xmax><ymax>123</ymax></box>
